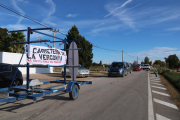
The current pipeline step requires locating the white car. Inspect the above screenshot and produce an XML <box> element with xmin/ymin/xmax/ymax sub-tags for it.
<box><xmin>143</xmin><ymin>64</ymin><xmax>150</xmax><ymax>70</ymax></box>
<box><xmin>61</xmin><ymin>65</ymin><xmax>90</xmax><ymax>77</ymax></box>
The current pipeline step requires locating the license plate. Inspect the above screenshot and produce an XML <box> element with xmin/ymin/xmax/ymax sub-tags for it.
<box><xmin>112</xmin><ymin>72</ymin><xmax>117</xmax><ymax>74</ymax></box>
<box><xmin>136</xmin><ymin>69</ymin><xmax>138</xmax><ymax>70</ymax></box>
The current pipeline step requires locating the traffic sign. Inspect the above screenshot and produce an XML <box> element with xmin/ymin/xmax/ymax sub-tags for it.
<box><xmin>177</xmin><ymin>66</ymin><xmax>180</xmax><ymax>72</ymax></box>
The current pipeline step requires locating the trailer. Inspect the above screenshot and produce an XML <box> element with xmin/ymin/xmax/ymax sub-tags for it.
<box><xmin>0</xmin><ymin>27</ymin><xmax>92</xmax><ymax>104</ymax></box>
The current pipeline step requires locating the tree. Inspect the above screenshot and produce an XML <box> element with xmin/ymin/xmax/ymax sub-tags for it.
<box><xmin>164</xmin><ymin>54</ymin><xmax>179</xmax><ymax>68</ymax></box>
<box><xmin>144</xmin><ymin>56</ymin><xmax>149</xmax><ymax>64</ymax></box>
<box><xmin>132</xmin><ymin>60</ymin><xmax>138</xmax><ymax>66</ymax></box>
<box><xmin>66</xmin><ymin>25</ymin><xmax>93</xmax><ymax>69</ymax></box>
<box><xmin>99</xmin><ymin>60</ymin><xmax>102</xmax><ymax>66</ymax></box>
<box><xmin>149</xmin><ymin>61</ymin><xmax>152</xmax><ymax>65</ymax></box>
<box><xmin>141</xmin><ymin>61</ymin><xmax>144</xmax><ymax>64</ymax></box>
<box><xmin>0</xmin><ymin>27</ymin><xmax>26</xmax><ymax>53</ymax></box>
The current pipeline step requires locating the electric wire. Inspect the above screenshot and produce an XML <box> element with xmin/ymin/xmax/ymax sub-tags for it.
<box><xmin>0</xmin><ymin>2</ymin><xmax>123</xmax><ymax>53</ymax></box>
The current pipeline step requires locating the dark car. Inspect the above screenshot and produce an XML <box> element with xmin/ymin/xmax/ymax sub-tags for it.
<box><xmin>108</xmin><ymin>62</ymin><xmax>128</xmax><ymax>77</ymax></box>
<box><xmin>0</xmin><ymin>63</ymin><xmax>23</xmax><ymax>88</ymax></box>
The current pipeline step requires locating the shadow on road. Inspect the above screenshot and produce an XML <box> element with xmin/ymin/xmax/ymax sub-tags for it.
<box><xmin>0</xmin><ymin>92</ymin><xmax>70</xmax><ymax>113</ymax></box>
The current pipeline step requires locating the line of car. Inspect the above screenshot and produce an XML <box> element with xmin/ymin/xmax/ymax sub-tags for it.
<box><xmin>133</xmin><ymin>64</ymin><xmax>151</xmax><ymax>71</ymax></box>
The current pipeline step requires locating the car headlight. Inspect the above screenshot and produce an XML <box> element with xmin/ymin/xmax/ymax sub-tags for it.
<box><xmin>119</xmin><ymin>69</ymin><xmax>122</xmax><ymax>73</ymax></box>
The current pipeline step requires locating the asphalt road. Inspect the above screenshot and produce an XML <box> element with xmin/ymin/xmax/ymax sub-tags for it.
<box><xmin>0</xmin><ymin>70</ymin><xmax>179</xmax><ymax>120</ymax></box>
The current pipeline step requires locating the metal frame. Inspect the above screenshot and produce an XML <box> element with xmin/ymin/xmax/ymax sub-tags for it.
<box><xmin>0</xmin><ymin>27</ymin><xmax>92</xmax><ymax>104</ymax></box>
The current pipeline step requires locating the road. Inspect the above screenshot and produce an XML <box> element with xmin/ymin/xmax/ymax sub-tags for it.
<box><xmin>0</xmin><ymin>70</ymin><xmax>179</xmax><ymax>120</ymax></box>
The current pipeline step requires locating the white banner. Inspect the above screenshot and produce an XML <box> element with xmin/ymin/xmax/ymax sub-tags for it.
<box><xmin>27</xmin><ymin>45</ymin><xmax>67</xmax><ymax>66</ymax></box>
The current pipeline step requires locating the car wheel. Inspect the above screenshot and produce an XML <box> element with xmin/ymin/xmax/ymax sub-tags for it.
<box><xmin>121</xmin><ymin>72</ymin><xmax>124</xmax><ymax>77</ymax></box>
<box><xmin>108</xmin><ymin>74</ymin><xmax>111</xmax><ymax>77</ymax></box>
<box><xmin>12</xmin><ymin>79</ymin><xmax>22</xmax><ymax>86</ymax></box>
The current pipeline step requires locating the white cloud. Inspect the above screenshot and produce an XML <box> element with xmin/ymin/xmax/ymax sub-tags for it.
<box><xmin>66</xmin><ymin>14</ymin><xmax>77</xmax><ymax>18</ymax></box>
<box><xmin>11</xmin><ymin>0</ymin><xmax>25</xmax><ymax>24</ymax></box>
<box><xmin>166</xmin><ymin>27</ymin><xmax>180</xmax><ymax>31</ymax></box>
<box><xmin>45</xmin><ymin>0</ymin><xmax>56</xmax><ymax>17</ymax></box>
<box><xmin>91</xmin><ymin>24</ymin><xmax>122</xmax><ymax>34</ymax></box>
<box><xmin>127</xmin><ymin>47</ymin><xmax>180</xmax><ymax>62</ymax></box>
<box><xmin>104</xmin><ymin>0</ymin><xmax>133</xmax><ymax>18</ymax></box>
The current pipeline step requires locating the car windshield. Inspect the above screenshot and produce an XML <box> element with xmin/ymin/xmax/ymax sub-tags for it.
<box><xmin>134</xmin><ymin>65</ymin><xmax>139</xmax><ymax>67</ymax></box>
<box><xmin>79</xmin><ymin>66</ymin><xmax>85</xmax><ymax>69</ymax></box>
<box><xmin>111</xmin><ymin>63</ymin><xmax>123</xmax><ymax>68</ymax></box>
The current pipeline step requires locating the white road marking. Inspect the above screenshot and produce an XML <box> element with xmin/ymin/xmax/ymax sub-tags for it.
<box><xmin>154</xmin><ymin>98</ymin><xmax>178</xmax><ymax>110</ymax></box>
<box><xmin>151</xmin><ymin>86</ymin><xmax>166</xmax><ymax>90</ymax></box>
<box><xmin>150</xmin><ymin>80</ymin><xmax>160</xmax><ymax>82</ymax></box>
<box><xmin>156</xmin><ymin>113</ymin><xmax>171</xmax><ymax>120</ymax></box>
<box><xmin>152</xmin><ymin>90</ymin><xmax>170</xmax><ymax>96</ymax></box>
<box><xmin>148</xmin><ymin>72</ymin><xmax>155</xmax><ymax>120</ymax></box>
<box><xmin>151</xmin><ymin>82</ymin><xmax>164</xmax><ymax>86</ymax></box>
<box><xmin>151</xmin><ymin>81</ymin><xmax>161</xmax><ymax>83</ymax></box>
<box><xmin>151</xmin><ymin>78</ymin><xmax>160</xmax><ymax>80</ymax></box>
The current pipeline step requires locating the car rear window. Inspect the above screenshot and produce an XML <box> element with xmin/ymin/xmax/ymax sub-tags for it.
<box><xmin>144</xmin><ymin>64</ymin><xmax>149</xmax><ymax>66</ymax></box>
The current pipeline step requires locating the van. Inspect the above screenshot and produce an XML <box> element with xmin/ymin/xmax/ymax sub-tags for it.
<box><xmin>108</xmin><ymin>62</ymin><xmax>128</xmax><ymax>77</ymax></box>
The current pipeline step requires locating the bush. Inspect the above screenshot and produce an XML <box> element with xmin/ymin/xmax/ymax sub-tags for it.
<box><xmin>162</xmin><ymin>71</ymin><xmax>180</xmax><ymax>92</ymax></box>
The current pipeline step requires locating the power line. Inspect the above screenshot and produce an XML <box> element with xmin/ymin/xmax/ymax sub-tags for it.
<box><xmin>0</xmin><ymin>2</ymin><xmax>123</xmax><ymax>53</ymax></box>
<box><xmin>123</xmin><ymin>51</ymin><xmax>137</xmax><ymax>58</ymax></box>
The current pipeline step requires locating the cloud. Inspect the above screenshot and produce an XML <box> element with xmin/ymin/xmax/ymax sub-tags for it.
<box><xmin>42</xmin><ymin>0</ymin><xmax>56</xmax><ymax>26</ymax></box>
<box><xmin>91</xmin><ymin>24</ymin><xmax>122</xmax><ymax>34</ymax></box>
<box><xmin>45</xmin><ymin>0</ymin><xmax>56</xmax><ymax>17</ymax></box>
<box><xmin>166</xmin><ymin>27</ymin><xmax>180</xmax><ymax>31</ymax></box>
<box><xmin>127</xmin><ymin>47</ymin><xmax>180</xmax><ymax>62</ymax></box>
<box><xmin>11</xmin><ymin>0</ymin><xmax>26</xmax><ymax>24</ymax></box>
<box><xmin>104</xmin><ymin>1</ymin><xmax>138</xmax><ymax>31</ymax></box>
<box><xmin>104</xmin><ymin>0</ymin><xmax>133</xmax><ymax>18</ymax></box>
<box><xmin>66</xmin><ymin>14</ymin><xmax>77</xmax><ymax>18</ymax></box>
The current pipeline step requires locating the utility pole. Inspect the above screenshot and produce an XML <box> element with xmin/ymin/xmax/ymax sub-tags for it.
<box><xmin>51</xmin><ymin>29</ymin><xmax>59</xmax><ymax>48</ymax></box>
<box><xmin>122</xmin><ymin>50</ymin><xmax>123</xmax><ymax>62</ymax></box>
<box><xmin>137</xmin><ymin>56</ymin><xmax>138</xmax><ymax>64</ymax></box>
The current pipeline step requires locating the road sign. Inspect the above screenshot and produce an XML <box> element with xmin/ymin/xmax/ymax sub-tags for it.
<box><xmin>177</xmin><ymin>66</ymin><xmax>180</xmax><ymax>72</ymax></box>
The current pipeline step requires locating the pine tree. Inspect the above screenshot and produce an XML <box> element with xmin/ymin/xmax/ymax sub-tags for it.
<box><xmin>66</xmin><ymin>25</ymin><xmax>93</xmax><ymax>69</ymax></box>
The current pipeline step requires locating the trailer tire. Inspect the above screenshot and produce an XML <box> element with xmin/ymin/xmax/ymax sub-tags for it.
<box><xmin>69</xmin><ymin>84</ymin><xmax>79</xmax><ymax>100</ymax></box>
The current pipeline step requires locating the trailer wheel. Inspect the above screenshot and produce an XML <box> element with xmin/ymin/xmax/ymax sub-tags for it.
<box><xmin>69</xmin><ymin>84</ymin><xmax>79</xmax><ymax>100</ymax></box>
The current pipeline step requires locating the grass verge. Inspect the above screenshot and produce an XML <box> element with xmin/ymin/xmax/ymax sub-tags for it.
<box><xmin>159</xmin><ymin>74</ymin><xmax>180</xmax><ymax>108</ymax></box>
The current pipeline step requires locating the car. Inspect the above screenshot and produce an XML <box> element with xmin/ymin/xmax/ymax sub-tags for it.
<box><xmin>108</xmin><ymin>62</ymin><xmax>128</xmax><ymax>77</ymax></box>
<box><xmin>126</xmin><ymin>62</ymin><xmax>132</xmax><ymax>74</ymax></box>
<box><xmin>0</xmin><ymin>63</ymin><xmax>23</xmax><ymax>88</ymax></box>
<box><xmin>61</xmin><ymin>65</ymin><xmax>90</xmax><ymax>77</ymax></box>
<box><xmin>143</xmin><ymin>64</ymin><xmax>150</xmax><ymax>70</ymax></box>
<box><xmin>133</xmin><ymin>65</ymin><xmax>141</xmax><ymax>71</ymax></box>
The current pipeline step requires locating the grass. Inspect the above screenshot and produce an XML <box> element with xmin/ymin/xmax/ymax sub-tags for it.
<box><xmin>161</xmin><ymin>71</ymin><xmax>180</xmax><ymax>92</ymax></box>
<box><xmin>159</xmin><ymin>74</ymin><xmax>180</xmax><ymax>108</ymax></box>
<box><xmin>89</xmin><ymin>66</ymin><xmax>109</xmax><ymax>72</ymax></box>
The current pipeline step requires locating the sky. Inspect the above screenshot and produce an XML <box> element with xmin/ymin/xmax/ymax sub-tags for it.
<box><xmin>0</xmin><ymin>0</ymin><xmax>180</xmax><ymax>65</ymax></box>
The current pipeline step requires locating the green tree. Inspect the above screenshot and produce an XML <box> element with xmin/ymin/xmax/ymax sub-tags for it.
<box><xmin>149</xmin><ymin>61</ymin><xmax>152</xmax><ymax>65</ymax></box>
<box><xmin>164</xmin><ymin>54</ymin><xmax>179</xmax><ymax>68</ymax></box>
<box><xmin>132</xmin><ymin>60</ymin><xmax>138</xmax><ymax>66</ymax></box>
<box><xmin>0</xmin><ymin>27</ymin><xmax>26</xmax><ymax>53</ymax></box>
<box><xmin>144</xmin><ymin>56</ymin><xmax>149</xmax><ymax>64</ymax></box>
<box><xmin>99</xmin><ymin>60</ymin><xmax>102</xmax><ymax>66</ymax></box>
<box><xmin>141</xmin><ymin>61</ymin><xmax>144</xmax><ymax>64</ymax></box>
<box><xmin>66</xmin><ymin>25</ymin><xmax>93</xmax><ymax>69</ymax></box>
